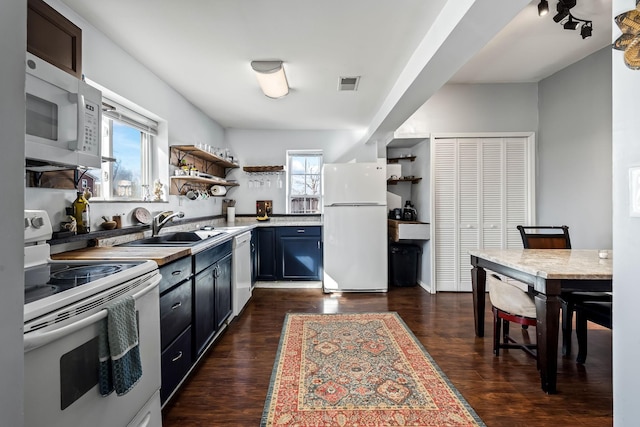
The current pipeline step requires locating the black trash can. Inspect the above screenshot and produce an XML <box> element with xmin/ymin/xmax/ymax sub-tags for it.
<box><xmin>388</xmin><ymin>243</ymin><xmax>422</xmax><ymax>287</ymax></box>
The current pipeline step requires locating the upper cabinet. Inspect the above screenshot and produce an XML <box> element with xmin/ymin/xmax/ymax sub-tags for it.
<box><xmin>27</xmin><ymin>0</ymin><xmax>82</xmax><ymax>79</ymax></box>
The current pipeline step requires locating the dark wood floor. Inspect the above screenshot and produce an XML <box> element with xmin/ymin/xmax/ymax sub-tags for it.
<box><xmin>162</xmin><ymin>286</ymin><xmax>612</xmax><ymax>427</ymax></box>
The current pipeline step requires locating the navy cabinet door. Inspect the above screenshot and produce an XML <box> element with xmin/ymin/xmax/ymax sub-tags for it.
<box><xmin>215</xmin><ymin>253</ymin><xmax>232</xmax><ymax>329</ymax></box>
<box><xmin>251</xmin><ymin>230</ymin><xmax>257</xmax><ymax>285</ymax></box>
<box><xmin>256</xmin><ymin>227</ymin><xmax>277</xmax><ymax>280</ymax></box>
<box><xmin>194</xmin><ymin>264</ymin><xmax>216</xmax><ymax>355</ymax></box>
<box><xmin>278</xmin><ymin>227</ymin><xmax>322</xmax><ymax>280</ymax></box>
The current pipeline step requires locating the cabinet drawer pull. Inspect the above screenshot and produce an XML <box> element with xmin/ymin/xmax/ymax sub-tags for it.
<box><xmin>297</xmin><ymin>229</ymin><xmax>306</xmax><ymax>233</ymax></box>
<box><xmin>171</xmin><ymin>302</ymin><xmax>182</xmax><ymax>310</ymax></box>
<box><xmin>172</xmin><ymin>271</ymin><xmax>182</xmax><ymax>276</ymax></box>
<box><xmin>172</xmin><ymin>351</ymin><xmax>183</xmax><ymax>362</ymax></box>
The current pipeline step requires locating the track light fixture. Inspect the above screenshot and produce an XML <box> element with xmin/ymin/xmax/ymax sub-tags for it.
<box><xmin>580</xmin><ymin>21</ymin><xmax>593</xmax><ymax>39</ymax></box>
<box><xmin>538</xmin><ymin>0</ymin><xmax>549</xmax><ymax>17</ymax></box>
<box><xmin>540</xmin><ymin>0</ymin><xmax>592</xmax><ymax>39</ymax></box>
<box><xmin>563</xmin><ymin>17</ymin><xmax>580</xmax><ymax>30</ymax></box>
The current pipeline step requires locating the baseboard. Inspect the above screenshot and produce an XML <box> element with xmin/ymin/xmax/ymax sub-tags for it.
<box><xmin>418</xmin><ymin>279</ymin><xmax>434</xmax><ymax>294</ymax></box>
<box><xmin>255</xmin><ymin>281</ymin><xmax>323</xmax><ymax>289</ymax></box>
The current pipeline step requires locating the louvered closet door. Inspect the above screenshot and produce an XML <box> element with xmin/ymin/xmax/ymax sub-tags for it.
<box><xmin>433</xmin><ymin>141</ymin><xmax>456</xmax><ymax>291</ymax></box>
<box><xmin>457</xmin><ymin>139</ymin><xmax>480</xmax><ymax>292</ymax></box>
<box><xmin>433</xmin><ymin>135</ymin><xmax>532</xmax><ymax>292</ymax></box>
<box><xmin>481</xmin><ymin>139</ymin><xmax>504</xmax><ymax>249</ymax></box>
<box><xmin>504</xmin><ymin>138</ymin><xmax>529</xmax><ymax>248</ymax></box>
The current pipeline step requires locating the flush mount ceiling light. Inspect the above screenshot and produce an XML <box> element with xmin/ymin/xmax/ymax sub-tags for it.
<box><xmin>250</xmin><ymin>60</ymin><xmax>289</xmax><ymax>99</ymax></box>
<box><xmin>541</xmin><ymin>0</ymin><xmax>592</xmax><ymax>39</ymax></box>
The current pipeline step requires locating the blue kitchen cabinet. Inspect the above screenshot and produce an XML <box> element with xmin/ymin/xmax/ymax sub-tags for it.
<box><xmin>255</xmin><ymin>227</ymin><xmax>277</xmax><ymax>280</ymax></box>
<box><xmin>214</xmin><ymin>251</ymin><xmax>232</xmax><ymax>330</ymax></box>
<box><xmin>277</xmin><ymin>226</ymin><xmax>322</xmax><ymax>281</ymax></box>
<box><xmin>194</xmin><ymin>240</ymin><xmax>232</xmax><ymax>356</ymax></box>
<box><xmin>255</xmin><ymin>226</ymin><xmax>323</xmax><ymax>281</ymax></box>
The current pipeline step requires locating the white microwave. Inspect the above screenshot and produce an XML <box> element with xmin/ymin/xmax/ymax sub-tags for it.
<box><xmin>25</xmin><ymin>52</ymin><xmax>102</xmax><ymax>170</ymax></box>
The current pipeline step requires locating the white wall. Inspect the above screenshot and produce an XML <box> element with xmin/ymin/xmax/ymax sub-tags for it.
<box><xmin>396</xmin><ymin>83</ymin><xmax>539</xmax><ymax>135</ymax></box>
<box><xmin>612</xmin><ymin>1</ymin><xmax>640</xmax><ymax>424</ymax></box>
<box><xmin>25</xmin><ymin>0</ymin><xmax>230</xmax><ymax>229</ymax></box>
<box><xmin>537</xmin><ymin>47</ymin><xmax>612</xmax><ymax>249</ymax></box>
<box><xmin>392</xmin><ymin>83</ymin><xmax>538</xmax><ymax>290</ymax></box>
<box><xmin>0</xmin><ymin>1</ymin><xmax>26</xmax><ymax>424</ymax></box>
<box><xmin>334</xmin><ymin>139</ymin><xmax>380</xmax><ymax>164</ymax></box>
<box><xmin>226</xmin><ymin>129</ymin><xmax>362</xmax><ymax>215</ymax></box>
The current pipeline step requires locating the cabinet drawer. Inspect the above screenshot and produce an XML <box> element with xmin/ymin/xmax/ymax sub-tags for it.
<box><xmin>159</xmin><ymin>256</ymin><xmax>192</xmax><ymax>293</ymax></box>
<box><xmin>277</xmin><ymin>226</ymin><xmax>321</xmax><ymax>237</ymax></box>
<box><xmin>194</xmin><ymin>240</ymin><xmax>232</xmax><ymax>273</ymax></box>
<box><xmin>160</xmin><ymin>280</ymin><xmax>192</xmax><ymax>349</ymax></box>
<box><xmin>160</xmin><ymin>326</ymin><xmax>192</xmax><ymax>404</ymax></box>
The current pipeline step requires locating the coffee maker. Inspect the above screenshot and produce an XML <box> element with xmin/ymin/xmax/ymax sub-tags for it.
<box><xmin>402</xmin><ymin>201</ymin><xmax>417</xmax><ymax>221</ymax></box>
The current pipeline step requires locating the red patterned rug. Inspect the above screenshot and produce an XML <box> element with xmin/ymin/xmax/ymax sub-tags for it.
<box><xmin>261</xmin><ymin>312</ymin><xmax>485</xmax><ymax>426</ymax></box>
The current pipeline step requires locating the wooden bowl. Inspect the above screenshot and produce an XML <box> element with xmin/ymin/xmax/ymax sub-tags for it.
<box><xmin>101</xmin><ymin>221</ymin><xmax>117</xmax><ymax>230</ymax></box>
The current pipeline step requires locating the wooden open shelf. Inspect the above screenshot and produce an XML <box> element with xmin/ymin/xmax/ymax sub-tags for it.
<box><xmin>387</xmin><ymin>177</ymin><xmax>422</xmax><ymax>185</ymax></box>
<box><xmin>171</xmin><ymin>145</ymin><xmax>238</xmax><ymax>169</ymax></box>
<box><xmin>243</xmin><ymin>165</ymin><xmax>284</xmax><ymax>173</ymax></box>
<box><xmin>170</xmin><ymin>145</ymin><xmax>239</xmax><ymax>196</ymax></box>
<box><xmin>387</xmin><ymin>156</ymin><xmax>416</xmax><ymax>163</ymax></box>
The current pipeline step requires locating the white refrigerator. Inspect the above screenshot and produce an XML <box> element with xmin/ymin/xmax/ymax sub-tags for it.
<box><xmin>322</xmin><ymin>162</ymin><xmax>388</xmax><ymax>292</ymax></box>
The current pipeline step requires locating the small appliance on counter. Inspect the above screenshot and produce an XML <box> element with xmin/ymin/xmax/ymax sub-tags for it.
<box><xmin>389</xmin><ymin>208</ymin><xmax>402</xmax><ymax>220</ymax></box>
<box><xmin>256</xmin><ymin>200</ymin><xmax>272</xmax><ymax>221</ymax></box>
<box><xmin>403</xmin><ymin>201</ymin><xmax>418</xmax><ymax>221</ymax></box>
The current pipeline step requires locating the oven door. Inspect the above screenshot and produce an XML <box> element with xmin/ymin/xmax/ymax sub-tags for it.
<box><xmin>24</xmin><ymin>277</ymin><xmax>161</xmax><ymax>427</ymax></box>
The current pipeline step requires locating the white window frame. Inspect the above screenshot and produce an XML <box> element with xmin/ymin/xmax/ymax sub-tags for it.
<box><xmin>286</xmin><ymin>150</ymin><xmax>323</xmax><ymax>214</ymax></box>
<box><xmin>88</xmin><ymin>96</ymin><xmax>158</xmax><ymax>201</ymax></box>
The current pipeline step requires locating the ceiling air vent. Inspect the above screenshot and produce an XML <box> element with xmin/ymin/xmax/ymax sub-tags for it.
<box><xmin>338</xmin><ymin>76</ymin><xmax>360</xmax><ymax>91</ymax></box>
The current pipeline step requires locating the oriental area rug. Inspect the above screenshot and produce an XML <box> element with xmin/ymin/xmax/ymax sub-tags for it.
<box><xmin>261</xmin><ymin>312</ymin><xmax>485</xmax><ymax>426</ymax></box>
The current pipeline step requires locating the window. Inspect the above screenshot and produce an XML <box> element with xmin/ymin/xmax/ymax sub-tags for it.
<box><xmin>287</xmin><ymin>150</ymin><xmax>323</xmax><ymax>214</ymax></box>
<box><xmin>87</xmin><ymin>98</ymin><xmax>157</xmax><ymax>201</ymax></box>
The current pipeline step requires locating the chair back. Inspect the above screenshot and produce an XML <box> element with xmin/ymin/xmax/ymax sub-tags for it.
<box><xmin>517</xmin><ymin>225</ymin><xmax>571</xmax><ymax>249</ymax></box>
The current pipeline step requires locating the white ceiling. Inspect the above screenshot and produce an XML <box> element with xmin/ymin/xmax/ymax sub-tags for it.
<box><xmin>60</xmin><ymin>0</ymin><xmax>612</xmax><ymax>138</ymax></box>
<box><xmin>452</xmin><ymin>0</ymin><xmax>612</xmax><ymax>83</ymax></box>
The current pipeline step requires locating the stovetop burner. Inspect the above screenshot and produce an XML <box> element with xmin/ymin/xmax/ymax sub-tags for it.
<box><xmin>24</xmin><ymin>262</ymin><xmax>140</xmax><ymax>305</ymax></box>
<box><xmin>25</xmin><ymin>285</ymin><xmax>60</xmax><ymax>304</ymax></box>
<box><xmin>50</xmin><ymin>264</ymin><xmax>124</xmax><ymax>281</ymax></box>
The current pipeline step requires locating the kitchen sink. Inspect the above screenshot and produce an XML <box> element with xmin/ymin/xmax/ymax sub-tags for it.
<box><xmin>122</xmin><ymin>231</ymin><xmax>226</xmax><ymax>247</ymax></box>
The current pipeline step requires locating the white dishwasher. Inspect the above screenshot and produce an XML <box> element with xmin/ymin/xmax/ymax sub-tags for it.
<box><xmin>232</xmin><ymin>231</ymin><xmax>252</xmax><ymax>317</ymax></box>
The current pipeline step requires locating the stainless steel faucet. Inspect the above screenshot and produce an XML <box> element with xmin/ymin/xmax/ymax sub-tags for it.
<box><xmin>152</xmin><ymin>211</ymin><xmax>185</xmax><ymax>236</ymax></box>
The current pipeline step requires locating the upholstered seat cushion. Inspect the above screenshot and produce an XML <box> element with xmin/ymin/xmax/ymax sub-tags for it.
<box><xmin>488</xmin><ymin>275</ymin><xmax>537</xmax><ymax>318</ymax></box>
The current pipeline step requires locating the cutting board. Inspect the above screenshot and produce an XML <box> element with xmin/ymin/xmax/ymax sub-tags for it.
<box><xmin>51</xmin><ymin>246</ymin><xmax>191</xmax><ymax>266</ymax></box>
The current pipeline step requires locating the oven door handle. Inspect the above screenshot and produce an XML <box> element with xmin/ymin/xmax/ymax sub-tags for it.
<box><xmin>24</xmin><ymin>278</ymin><xmax>160</xmax><ymax>353</ymax></box>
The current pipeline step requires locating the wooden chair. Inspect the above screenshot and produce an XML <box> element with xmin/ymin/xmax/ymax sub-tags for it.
<box><xmin>517</xmin><ymin>225</ymin><xmax>571</xmax><ymax>249</ymax></box>
<box><xmin>516</xmin><ymin>225</ymin><xmax>611</xmax><ymax>357</ymax></box>
<box><xmin>575</xmin><ymin>301</ymin><xmax>612</xmax><ymax>364</ymax></box>
<box><xmin>487</xmin><ymin>274</ymin><xmax>537</xmax><ymax>359</ymax></box>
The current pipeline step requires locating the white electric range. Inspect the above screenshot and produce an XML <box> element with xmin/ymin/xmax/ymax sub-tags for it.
<box><xmin>23</xmin><ymin>209</ymin><xmax>163</xmax><ymax>427</ymax></box>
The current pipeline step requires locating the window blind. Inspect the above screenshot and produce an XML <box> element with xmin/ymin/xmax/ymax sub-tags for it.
<box><xmin>102</xmin><ymin>99</ymin><xmax>158</xmax><ymax>136</ymax></box>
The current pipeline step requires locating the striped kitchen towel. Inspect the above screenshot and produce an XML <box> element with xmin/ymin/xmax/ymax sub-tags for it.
<box><xmin>98</xmin><ymin>296</ymin><xmax>142</xmax><ymax>396</ymax></box>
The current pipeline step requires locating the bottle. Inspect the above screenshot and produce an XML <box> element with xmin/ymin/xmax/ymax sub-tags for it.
<box><xmin>73</xmin><ymin>191</ymin><xmax>91</xmax><ymax>234</ymax></box>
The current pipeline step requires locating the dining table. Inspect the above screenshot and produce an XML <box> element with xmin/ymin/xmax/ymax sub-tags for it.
<box><xmin>469</xmin><ymin>248</ymin><xmax>612</xmax><ymax>394</ymax></box>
